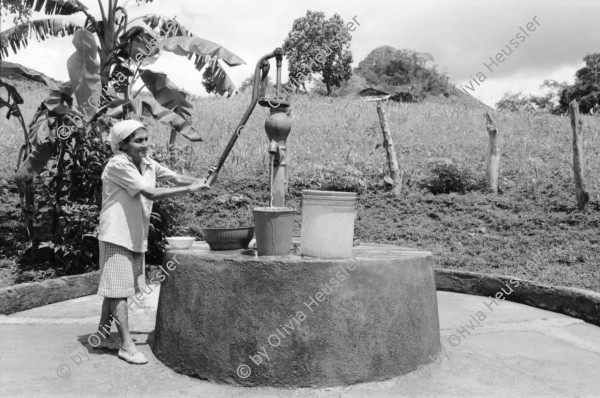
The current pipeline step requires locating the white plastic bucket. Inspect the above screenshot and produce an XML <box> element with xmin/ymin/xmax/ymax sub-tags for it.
<box><xmin>300</xmin><ymin>190</ymin><xmax>357</xmax><ymax>259</ymax></box>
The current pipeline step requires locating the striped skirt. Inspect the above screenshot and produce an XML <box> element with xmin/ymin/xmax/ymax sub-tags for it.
<box><xmin>97</xmin><ymin>241</ymin><xmax>144</xmax><ymax>298</ymax></box>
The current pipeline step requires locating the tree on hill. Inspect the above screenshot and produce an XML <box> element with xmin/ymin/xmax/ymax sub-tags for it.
<box><xmin>556</xmin><ymin>53</ymin><xmax>600</xmax><ymax>114</ymax></box>
<box><xmin>355</xmin><ymin>46</ymin><xmax>448</xmax><ymax>100</ymax></box>
<box><xmin>311</xmin><ymin>73</ymin><xmax>367</xmax><ymax>97</ymax></box>
<box><xmin>283</xmin><ymin>10</ymin><xmax>353</xmax><ymax>96</ymax></box>
<box><xmin>356</xmin><ymin>46</ymin><xmax>433</xmax><ymax>84</ymax></box>
<box><xmin>496</xmin><ymin>92</ymin><xmax>536</xmax><ymax>112</ymax></box>
<box><xmin>496</xmin><ymin>80</ymin><xmax>569</xmax><ymax>113</ymax></box>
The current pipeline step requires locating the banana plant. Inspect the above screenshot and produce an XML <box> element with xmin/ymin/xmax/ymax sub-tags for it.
<box><xmin>1</xmin><ymin>0</ymin><xmax>244</xmax><ymax>183</ymax></box>
<box><xmin>0</xmin><ymin>0</ymin><xmax>244</xmax><ymax>250</ymax></box>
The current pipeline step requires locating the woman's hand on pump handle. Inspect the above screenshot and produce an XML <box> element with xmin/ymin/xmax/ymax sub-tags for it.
<box><xmin>189</xmin><ymin>179</ymin><xmax>210</xmax><ymax>193</ymax></box>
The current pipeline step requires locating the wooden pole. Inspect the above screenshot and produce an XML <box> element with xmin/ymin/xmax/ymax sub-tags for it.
<box><xmin>569</xmin><ymin>100</ymin><xmax>589</xmax><ymax>211</ymax></box>
<box><xmin>484</xmin><ymin>112</ymin><xmax>500</xmax><ymax>193</ymax></box>
<box><xmin>376</xmin><ymin>101</ymin><xmax>401</xmax><ymax>196</ymax></box>
<box><xmin>167</xmin><ymin>127</ymin><xmax>177</xmax><ymax>164</ymax></box>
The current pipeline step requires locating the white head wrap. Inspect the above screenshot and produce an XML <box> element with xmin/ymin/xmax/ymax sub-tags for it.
<box><xmin>108</xmin><ymin>120</ymin><xmax>146</xmax><ymax>153</ymax></box>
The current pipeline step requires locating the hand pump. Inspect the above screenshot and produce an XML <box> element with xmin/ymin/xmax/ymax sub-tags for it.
<box><xmin>205</xmin><ymin>48</ymin><xmax>292</xmax><ymax>206</ymax></box>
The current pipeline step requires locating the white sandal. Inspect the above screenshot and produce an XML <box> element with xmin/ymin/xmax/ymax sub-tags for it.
<box><xmin>118</xmin><ymin>348</ymin><xmax>148</xmax><ymax>364</ymax></box>
<box><xmin>91</xmin><ymin>337</ymin><xmax>138</xmax><ymax>351</ymax></box>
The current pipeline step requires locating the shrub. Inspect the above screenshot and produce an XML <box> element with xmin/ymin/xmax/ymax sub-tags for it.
<box><xmin>18</xmin><ymin>130</ymin><xmax>185</xmax><ymax>274</ymax></box>
<box><xmin>420</xmin><ymin>161</ymin><xmax>482</xmax><ymax>194</ymax></box>
<box><xmin>18</xmin><ymin>129</ymin><xmax>112</xmax><ymax>277</ymax></box>
<box><xmin>147</xmin><ymin>198</ymin><xmax>180</xmax><ymax>265</ymax></box>
<box><xmin>295</xmin><ymin>163</ymin><xmax>368</xmax><ymax>192</ymax></box>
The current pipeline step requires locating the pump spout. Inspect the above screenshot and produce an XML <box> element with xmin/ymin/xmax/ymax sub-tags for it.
<box><xmin>268</xmin><ymin>140</ymin><xmax>278</xmax><ymax>154</ymax></box>
<box><xmin>264</xmin><ymin>106</ymin><xmax>291</xmax><ymax>206</ymax></box>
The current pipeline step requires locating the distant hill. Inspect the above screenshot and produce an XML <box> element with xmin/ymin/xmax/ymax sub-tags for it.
<box><xmin>423</xmin><ymin>84</ymin><xmax>493</xmax><ymax>111</ymax></box>
<box><xmin>312</xmin><ymin>45</ymin><xmax>491</xmax><ymax>110</ymax></box>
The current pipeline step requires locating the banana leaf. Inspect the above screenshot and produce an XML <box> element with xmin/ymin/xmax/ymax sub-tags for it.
<box><xmin>117</xmin><ymin>26</ymin><xmax>160</xmax><ymax>64</ymax></box>
<box><xmin>42</xmin><ymin>81</ymin><xmax>73</xmax><ymax>113</ymax></box>
<box><xmin>141</xmin><ymin>14</ymin><xmax>192</xmax><ymax>37</ymax></box>
<box><xmin>0</xmin><ymin>18</ymin><xmax>82</xmax><ymax>58</ymax></box>
<box><xmin>27</xmin><ymin>82</ymin><xmax>73</xmax><ymax>144</ymax></box>
<box><xmin>23</xmin><ymin>0</ymin><xmax>88</xmax><ymax>16</ymax></box>
<box><xmin>120</xmin><ymin>20</ymin><xmax>244</xmax><ymax>96</ymax></box>
<box><xmin>106</xmin><ymin>98</ymin><xmax>201</xmax><ymax>141</ymax></box>
<box><xmin>0</xmin><ymin>60</ymin><xmax>59</xmax><ymax>90</ymax></box>
<box><xmin>16</xmin><ymin>78</ymin><xmax>86</xmax><ymax>178</ymax></box>
<box><xmin>159</xmin><ymin>36</ymin><xmax>245</xmax><ymax>68</ymax></box>
<box><xmin>14</xmin><ymin>138</ymin><xmax>56</xmax><ymax>182</ymax></box>
<box><xmin>157</xmin><ymin>36</ymin><xmax>244</xmax><ymax>96</ymax></box>
<box><xmin>202</xmin><ymin>59</ymin><xmax>238</xmax><ymax>97</ymax></box>
<box><xmin>67</xmin><ymin>29</ymin><xmax>101</xmax><ymax>117</ymax></box>
<box><xmin>139</xmin><ymin>100</ymin><xmax>200</xmax><ymax>141</ymax></box>
<box><xmin>139</xmin><ymin>69</ymin><xmax>192</xmax><ymax>116</ymax></box>
<box><xmin>27</xmin><ymin>110</ymin><xmax>51</xmax><ymax>145</ymax></box>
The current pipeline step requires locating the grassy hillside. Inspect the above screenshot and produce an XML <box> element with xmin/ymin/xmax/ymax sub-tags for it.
<box><xmin>1</xmin><ymin>79</ymin><xmax>599</xmax><ymax>291</ymax></box>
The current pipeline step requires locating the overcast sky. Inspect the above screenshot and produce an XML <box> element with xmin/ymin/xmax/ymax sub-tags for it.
<box><xmin>2</xmin><ymin>0</ymin><xmax>599</xmax><ymax>107</ymax></box>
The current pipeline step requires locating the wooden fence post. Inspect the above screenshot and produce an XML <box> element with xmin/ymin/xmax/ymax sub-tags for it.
<box><xmin>569</xmin><ymin>100</ymin><xmax>589</xmax><ymax>211</ymax></box>
<box><xmin>485</xmin><ymin>112</ymin><xmax>500</xmax><ymax>193</ymax></box>
<box><xmin>376</xmin><ymin>101</ymin><xmax>402</xmax><ymax>196</ymax></box>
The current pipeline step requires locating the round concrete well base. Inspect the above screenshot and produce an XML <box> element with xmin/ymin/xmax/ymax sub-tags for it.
<box><xmin>151</xmin><ymin>243</ymin><xmax>440</xmax><ymax>387</ymax></box>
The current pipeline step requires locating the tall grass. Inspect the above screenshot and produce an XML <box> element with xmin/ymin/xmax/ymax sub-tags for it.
<box><xmin>1</xmin><ymin>79</ymin><xmax>599</xmax><ymax>199</ymax></box>
<box><xmin>172</xmin><ymin>91</ymin><xmax>600</xmax><ymax>199</ymax></box>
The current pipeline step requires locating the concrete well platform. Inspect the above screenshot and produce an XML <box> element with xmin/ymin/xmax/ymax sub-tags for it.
<box><xmin>151</xmin><ymin>242</ymin><xmax>441</xmax><ymax>387</ymax></box>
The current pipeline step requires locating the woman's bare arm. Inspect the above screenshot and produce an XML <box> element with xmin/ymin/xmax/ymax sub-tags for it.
<box><xmin>161</xmin><ymin>174</ymin><xmax>201</xmax><ymax>186</ymax></box>
<box><xmin>139</xmin><ymin>180</ymin><xmax>207</xmax><ymax>201</ymax></box>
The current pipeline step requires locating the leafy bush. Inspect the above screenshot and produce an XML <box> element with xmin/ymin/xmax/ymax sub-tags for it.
<box><xmin>197</xmin><ymin>194</ymin><xmax>255</xmax><ymax>229</ymax></box>
<box><xmin>420</xmin><ymin>161</ymin><xmax>482</xmax><ymax>195</ymax></box>
<box><xmin>19</xmin><ymin>127</ymin><xmax>112</xmax><ymax>277</ymax></box>
<box><xmin>555</xmin><ymin>53</ymin><xmax>600</xmax><ymax>115</ymax></box>
<box><xmin>146</xmin><ymin>198</ymin><xmax>180</xmax><ymax>265</ymax></box>
<box><xmin>496</xmin><ymin>92</ymin><xmax>536</xmax><ymax>112</ymax></box>
<box><xmin>296</xmin><ymin>163</ymin><xmax>368</xmax><ymax>192</ymax></box>
<box><xmin>355</xmin><ymin>46</ymin><xmax>450</xmax><ymax>101</ymax></box>
<box><xmin>17</xmin><ymin>126</ymin><xmax>186</xmax><ymax>274</ymax></box>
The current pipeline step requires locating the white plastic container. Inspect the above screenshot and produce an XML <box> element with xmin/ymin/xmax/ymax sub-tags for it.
<box><xmin>166</xmin><ymin>237</ymin><xmax>195</xmax><ymax>249</ymax></box>
<box><xmin>300</xmin><ymin>190</ymin><xmax>357</xmax><ymax>258</ymax></box>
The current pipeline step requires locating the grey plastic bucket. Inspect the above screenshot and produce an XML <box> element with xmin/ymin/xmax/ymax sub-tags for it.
<box><xmin>253</xmin><ymin>207</ymin><xmax>296</xmax><ymax>256</ymax></box>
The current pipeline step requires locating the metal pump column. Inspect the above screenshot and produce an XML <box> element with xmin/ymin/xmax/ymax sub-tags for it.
<box><xmin>260</xmin><ymin>48</ymin><xmax>291</xmax><ymax>207</ymax></box>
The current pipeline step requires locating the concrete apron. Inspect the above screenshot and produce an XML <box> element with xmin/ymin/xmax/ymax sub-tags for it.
<box><xmin>1</xmin><ymin>281</ymin><xmax>600</xmax><ymax>396</ymax></box>
<box><xmin>152</xmin><ymin>243</ymin><xmax>440</xmax><ymax>387</ymax></box>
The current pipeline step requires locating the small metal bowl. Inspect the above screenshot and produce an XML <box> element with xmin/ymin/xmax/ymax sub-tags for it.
<box><xmin>201</xmin><ymin>226</ymin><xmax>255</xmax><ymax>251</ymax></box>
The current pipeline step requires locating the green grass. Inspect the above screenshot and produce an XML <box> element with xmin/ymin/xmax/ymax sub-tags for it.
<box><xmin>1</xmin><ymin>79</ymin><xmax>599</xmax><ymax>291</ymax></box>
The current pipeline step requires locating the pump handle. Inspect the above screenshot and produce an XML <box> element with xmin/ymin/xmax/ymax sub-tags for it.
<box><xmin>205</xmin><ymin>48</ymin><xmax>283</xmax><ymax>186</ymax></box>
